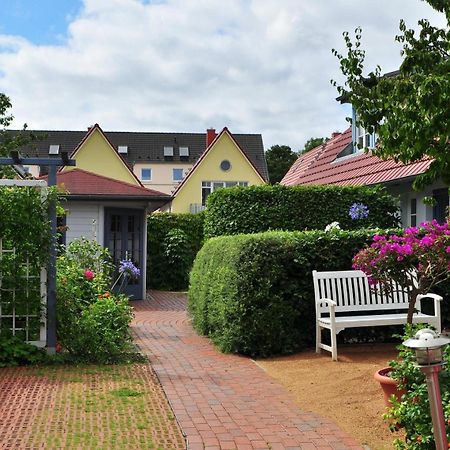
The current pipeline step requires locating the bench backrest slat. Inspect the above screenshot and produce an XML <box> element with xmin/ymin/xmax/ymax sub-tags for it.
<box><xmin>313</xmin><ymin>270</ymin><xmax>414</xmax><ymax>315</ymax></box>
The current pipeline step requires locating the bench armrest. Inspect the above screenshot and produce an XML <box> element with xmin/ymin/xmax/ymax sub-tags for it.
<box><xmin>415</xmin><ymin>294</ymin><xmax>443</xmax><ymax>332</ymax></box>
<box><xmin>316</xmin><ymin>297</ymin><xmax>337</xmax><ymax>307</ymax></box>
<box><xmin>416</xmin><ymin>293</ymin><xmax>443</xmax><ymax>303</ymax></box>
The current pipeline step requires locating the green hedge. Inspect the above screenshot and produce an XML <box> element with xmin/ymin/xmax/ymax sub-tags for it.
<box><xmin>147</xmin><ymin>212</ymin><xmax>204</xmax><ymax>290</ymax></box>
<box><xmin>204</xmin><ymin>184</ymin><xmax>400</xmax><ymax>238</ymax></box>
<box><xmin>188</xmin><ymin>229</ymin><xmax>396</xmax><ymax>357</ymax></box>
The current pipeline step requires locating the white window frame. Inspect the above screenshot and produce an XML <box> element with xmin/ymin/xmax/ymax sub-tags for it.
<box><xmin>352</xmin><ymin>109</ymin><xmax>376</xmax><ymax>152</ymax></box>
<box><xmin>201</xmin><ymin>181</ymin><xmax>248</xmax><ymax>206</ymax></box>
<box><xmin>163</xmin><ymin>146</ymin><xmax>174</xmax><ymax>157</ymax></box>
<box><xmin>410</xmin><ymin>198</ymin><xmax>417</xmax><ymax>227</ymax></box>
<box><xmin>173</xmin><ymin>168</ymin><xmax>184</xmax><ymax>182</ymax></box>
<box><xmin>179</xmin><ymin>146</ymin><xmax>189</xmax><ymax>157</ymax></box>
<box><xmin>141</xmin><ymin>168</ymin><xmax>152</xmax><ymax>181</ymax></box>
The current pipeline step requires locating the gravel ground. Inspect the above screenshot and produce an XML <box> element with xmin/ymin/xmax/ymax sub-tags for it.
<box><xmin>256</xmin><ymin>343</ymin><xmax>404</xmax><ymax>450</ymax></box>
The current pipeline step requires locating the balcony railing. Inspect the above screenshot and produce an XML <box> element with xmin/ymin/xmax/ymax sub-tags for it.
<box><xmin>189</xmin><ymin>203</ymin><xmax>206</xmax><ymax>214</ymax></box>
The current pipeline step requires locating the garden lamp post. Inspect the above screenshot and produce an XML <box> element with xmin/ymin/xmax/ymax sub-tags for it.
<box><xmin>403</xmin><ymin>328</ymin><xmax>450</xmax><ymax>450</ymax></box>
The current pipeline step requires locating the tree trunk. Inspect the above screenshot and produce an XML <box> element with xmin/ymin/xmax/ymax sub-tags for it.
<box><xmin>407</xmin><ymin>288</ymin><xmax>420</xmax><ymax>324</ymax></box>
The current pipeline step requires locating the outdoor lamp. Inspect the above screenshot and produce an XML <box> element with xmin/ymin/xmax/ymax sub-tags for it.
<box><xmin>403</xmin><ymin>328</ymin><xmax>450</xmax><ymax>450</ymax></box>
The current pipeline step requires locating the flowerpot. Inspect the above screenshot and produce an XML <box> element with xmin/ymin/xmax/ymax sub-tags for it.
<box><xmin>374</xmin><ymin>367</ymin><xmax>406</xmax><ymax>407</ymax></box>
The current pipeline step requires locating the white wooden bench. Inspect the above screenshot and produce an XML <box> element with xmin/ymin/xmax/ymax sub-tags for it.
<box><xmin>313</xmin><ymin>270</ymin><xmax>443</xmax><ymax>361</ymax></box>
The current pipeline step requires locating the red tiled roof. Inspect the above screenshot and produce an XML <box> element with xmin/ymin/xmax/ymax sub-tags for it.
<box><xmin>40</xmin><ymin>168</ymin><xmax>170</xmax><ymax>198</ymax></box>
<box><xmin>281</xmin><ymin>128</ymin><xmax>433</xmax><ymax>186</ymax></box>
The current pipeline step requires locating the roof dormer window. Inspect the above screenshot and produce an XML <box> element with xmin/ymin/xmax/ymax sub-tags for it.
<box><xmin>49</xmin><ymin>144</ymin><xmax>60</xmax><ymax>155</ymax></box>
<box><xmin>163</xmin><ymin>146</ymin><xmax>174</xmax><ymax>157</ymax></box>
<box><xmin>179</xmin><ymin>146</ymin><xmax>189</xmax><ymax>157</ymax></box>
<box><xmin>352</xmin><ymin>108</ymin><xmax>376</xmax><ymax>153</ymax></box>
<box><xmin>356</xmin><ymin>124</ymin><xmax>372</xmax><ymax>150</ymax></box>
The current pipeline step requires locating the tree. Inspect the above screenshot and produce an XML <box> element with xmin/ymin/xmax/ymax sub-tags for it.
<box><xmin>301</xmin><ymin>137</ymin><xmax>329</xmax><ymax>154</ymax></box>
<box><xmin>0</xmin><ymin>93</ymin><xmax>35</xmax><ymax>178</ymax></box>
<box><xmin>332</xmin><ymin>0</ymin><xmax>449</xmax><ymax>190</ymax></box>
<box><xmin>265</xmin><ymin>145</ymin><xmax>297</xmax><ymax>183</ymax></box>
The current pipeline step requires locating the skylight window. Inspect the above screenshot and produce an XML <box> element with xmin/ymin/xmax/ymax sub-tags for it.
<box><xmin>164</xmin><ymin>146</ymin><xmax>174</xmax><ymax>156</ymax></box>
<box><xmin>118</xmin><ymin>145</ymin><xmax>128</xmax><ymax>154</ymax></box>
<box><xmin>179</xmin><ymin>146</ymin><xmax>189</xmax><ymax>157</ymax></box>
<box><xmin>49</xmin><ymin>145</ymin><xmax>60</xmax><ymax>155</ymax></box>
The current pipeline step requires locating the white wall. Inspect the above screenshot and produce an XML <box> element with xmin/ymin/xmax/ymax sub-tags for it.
<box><xmin>386</xmin><ymin>180</ymin><xmax>448</xmax><ymax>227</ymax></box>
<box><xmin>65</xmin><ymin>203</ymin><xmax>103</xmax><ymax>245</ymax></box>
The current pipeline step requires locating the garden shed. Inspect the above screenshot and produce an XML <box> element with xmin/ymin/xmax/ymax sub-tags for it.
<box><xmin>41</xmin><ymin>168</ymin><xmax>170</xmax><ymax>299</ymax></box>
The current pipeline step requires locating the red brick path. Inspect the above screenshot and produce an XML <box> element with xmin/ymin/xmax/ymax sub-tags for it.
<box><xmin>132</xmin><ymin>291</ymin><xmax>363</xmax><ymax>450</ymax></box>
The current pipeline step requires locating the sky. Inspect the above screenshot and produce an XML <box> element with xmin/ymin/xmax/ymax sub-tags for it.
<box><xmin>0</xmin><ymin>0</ymin><xmax>446</xmax><ymax>151</ymax></box>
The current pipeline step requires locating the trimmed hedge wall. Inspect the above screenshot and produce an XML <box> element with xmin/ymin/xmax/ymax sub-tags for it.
<box><xmin>147</xmin><ymin>212</ymin><xmax>204</xmax><ymax>290</ymax></box>
<box><xmin>188</xmin><ymin>229</ymin><xmax>397</xmax><ymax>357</ymax></box>
<box><xmin>204</xmin><ymin>184</ymin><xmax>400</xmax><ymax>238</ymax></box>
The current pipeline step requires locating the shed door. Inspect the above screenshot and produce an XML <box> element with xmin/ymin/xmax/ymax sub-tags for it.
<box><xmin>104</xmin><ymin>208</ymin><xmax>144</xmax><ymax>299</ymax></box>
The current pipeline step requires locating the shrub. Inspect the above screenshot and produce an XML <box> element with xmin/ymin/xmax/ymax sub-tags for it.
<box><xmin>385</xmin><ymin>325</ymin><xmax>450</xmax><ymax>449</ymax></box>
<box><xmin>0</xmin><ymin>186</ymin><xmax>56</xmax><ymax>343</ymax></box>
<box><xmin>0</xmin><ymin>335</ymin><xmax>47</xmax><ymax>367</ymax></box>
<box><xmin>65</xmin><ymin>296</ymin><xmax>134</xmax><ymax>363</ymax></box>
<box><xmin>147</xmin><ymin>212</ymin><xmax>204</xmax><ymax>290</ymax></box>
<box><xmin>56</xmin><ymin>238</ymin><xmax>134</xmax><ymax>362</ymax></box>
<box><xmin>204</xmin><ymin>184</ymin><xmax>400</xmax><ymax>238</ymax></box>
<box><xmin>353</xmin><ymin>219</ymin><xmax>450</xmax><ymax>323</ymax></box>
<box><xmin>188</xmin><ymin>229</ymin><xmax>389</xmax><ymax>357</ymax></box>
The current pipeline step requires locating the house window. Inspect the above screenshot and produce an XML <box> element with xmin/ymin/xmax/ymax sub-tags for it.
<box><xmin>356</xmin><ymin>124</ymin><xmax>371</xmax><ymax>149</ymax></box>
<box><xmin>179</xmin><ymin>147</ymin><xmax>189</xmax><ymax>157</ymax></box>
<box><xmin>201</xmin><ymin>181</ymin><xmax>248</xmax><ymax>206</ymax></box>
<box><xmin>49</xmin><ymin>144</ymin><xmax>60</xmax><ymax>155</ymax></box>
<box><xmin>118</xmin><ymin>145</ymin><xmax>128</xmax><ymax>154</ymax></box>
<box><xmin>352</xmin><ymin>109</ymin><xmax>376</xmax><ymax>152</ymax></box>
<box><xmin>163</xmin><ymin>146</ymin><xmax>174</xmax><ymax>157</ymax></box>
<box><xmin>433</xmin><ymin>188</ymin><xmax>449</xmax><ymax>224</ymax></box>
<box><xmin>173</xmin><ymin>168</ymin><xmax>184</xmax><ymax>182</ymax></box>
<box><xmin>410</xmin><ymin>198</ymin><xmax>417</xmax><ymax>227</ymax></box>
<box><xmin>141</xmin><ymin>168</ymin><xmax>152</xmax><ymax>181</ymax></box>
<box><xmin>220</xmin><ymin>160</ymin><xmax>231</xmax><ymax>171</ymax></box>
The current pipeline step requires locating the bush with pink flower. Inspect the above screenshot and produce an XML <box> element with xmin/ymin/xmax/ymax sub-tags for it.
<box><xmin>353</xmin><ymin>219</ymin><xmax>450</xmax><ymax>323</ymax></box>
<box><xmin>56</xmin><ymin>238</ymin><xmax>134</xmax><ymax>362</ymax></box>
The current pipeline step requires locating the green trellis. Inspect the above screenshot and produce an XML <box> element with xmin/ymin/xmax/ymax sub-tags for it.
<box><xmin>0</xmin><ymin>179</ymin><xmax>48</xmax><ymax>346</ymax></box>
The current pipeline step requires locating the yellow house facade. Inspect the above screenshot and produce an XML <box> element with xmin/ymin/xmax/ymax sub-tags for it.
<box><xmin>14</xmin><ymin>125</ymin><xmax>268</xmax><ymax>213</ymax></box>
<box><xmin>61</xmin><ymin>125</ymin><xmax>140</xmax><ymax>186</ymax></box>
<box><xmin>170</xmin><ymin>128</ymin><xmax>266</xmax><ymax>213</ymax></box>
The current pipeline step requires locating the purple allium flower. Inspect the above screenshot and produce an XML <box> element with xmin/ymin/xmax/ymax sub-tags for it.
<box><xmin>349</xmin><ymin>203</ymin><xmax>369</xmax><ymax>220</ymax></box>
<box><xmin>119</xmin><ymin>259</ymin><xmax>140</xmax><ymax>279</ymax></box>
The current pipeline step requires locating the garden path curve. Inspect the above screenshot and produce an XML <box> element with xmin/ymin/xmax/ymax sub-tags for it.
<box><xmin>132</xmin><ymin>291</ymin><xmax>363</xmax><ymax>450</ymax></box>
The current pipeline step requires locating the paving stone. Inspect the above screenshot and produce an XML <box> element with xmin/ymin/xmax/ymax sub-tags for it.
<box><xmin>132</xmin><ymin>290</ymin><xmax>364</xmax><ymax>450</ymax></box>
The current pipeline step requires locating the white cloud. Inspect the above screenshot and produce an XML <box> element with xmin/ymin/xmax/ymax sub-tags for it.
<box><xmin>0</xmin><ymin>0</ymin><xmax>446</xmax><ymax>150</ymax></box>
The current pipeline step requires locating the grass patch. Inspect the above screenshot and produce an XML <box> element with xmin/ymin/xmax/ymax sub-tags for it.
<box><xmin>1</xmin><ymin>363</ymin><xmax>184</xmax><ymax>449</ymax></box>
<box><xmin>110</xmin><ymin>387</ymin><xmax>144</xmax><ymax>398</ymax></box>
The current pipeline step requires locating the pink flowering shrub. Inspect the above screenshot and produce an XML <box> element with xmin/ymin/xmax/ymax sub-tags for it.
<box><xmin>353</xmin><ymin>219</ymin><xmax>450</xmax><ymax>323</ymax></box>
<box><xmin>84</xmin><ymin>270</ymin><xmax>95</xmax><ymax>281</ymax></box>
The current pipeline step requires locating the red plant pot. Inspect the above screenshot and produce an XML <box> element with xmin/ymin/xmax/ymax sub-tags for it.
<box><xmin>374</xmin><ymin>367</ymin><xmax>406</xmax><ymax>407</ymax></box>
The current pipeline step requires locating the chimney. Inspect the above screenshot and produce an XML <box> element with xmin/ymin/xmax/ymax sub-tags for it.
<box><xmin>331</xmin><ymin>131</ymin><xmax>341</xmax><ymax>139</ymax></box>
<box><xmin>206</xmin><ymin>128</ymin><xmax>217</xmax><ymax>147</ymax></box>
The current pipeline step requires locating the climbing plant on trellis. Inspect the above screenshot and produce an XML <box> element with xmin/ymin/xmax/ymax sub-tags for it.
<box><xmin>0</xmin><ymin>180</ymin><xmax>50</xmax><ymax>346</ymax></box>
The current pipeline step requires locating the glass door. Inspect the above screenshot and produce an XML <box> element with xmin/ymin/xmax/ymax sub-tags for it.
<box><xmin>105</xmin><ymin>208</ymin><xmax>144</xmax><ymax>299</ymax></box>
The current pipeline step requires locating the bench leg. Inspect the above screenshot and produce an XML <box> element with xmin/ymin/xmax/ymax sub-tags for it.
<box><xmin>331</xmin><ymin>329</ymin><xmax>338</xmax><ymax>361</ymax></box>
<box><xmin>316</xmin><ymin>324</ymin><xmax>321</xmax><ymax>354</ymax></box>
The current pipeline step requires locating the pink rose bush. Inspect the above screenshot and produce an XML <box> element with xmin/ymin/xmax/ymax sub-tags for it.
<box><xmin>84</xmin><ymin>270</ymin><xmax>95</xmax><ymax>281</ymax></box>
<box><xmin>353</xmin><ymin>218</ymin><xmax>450</xmax><ymax>323</ymax></box>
